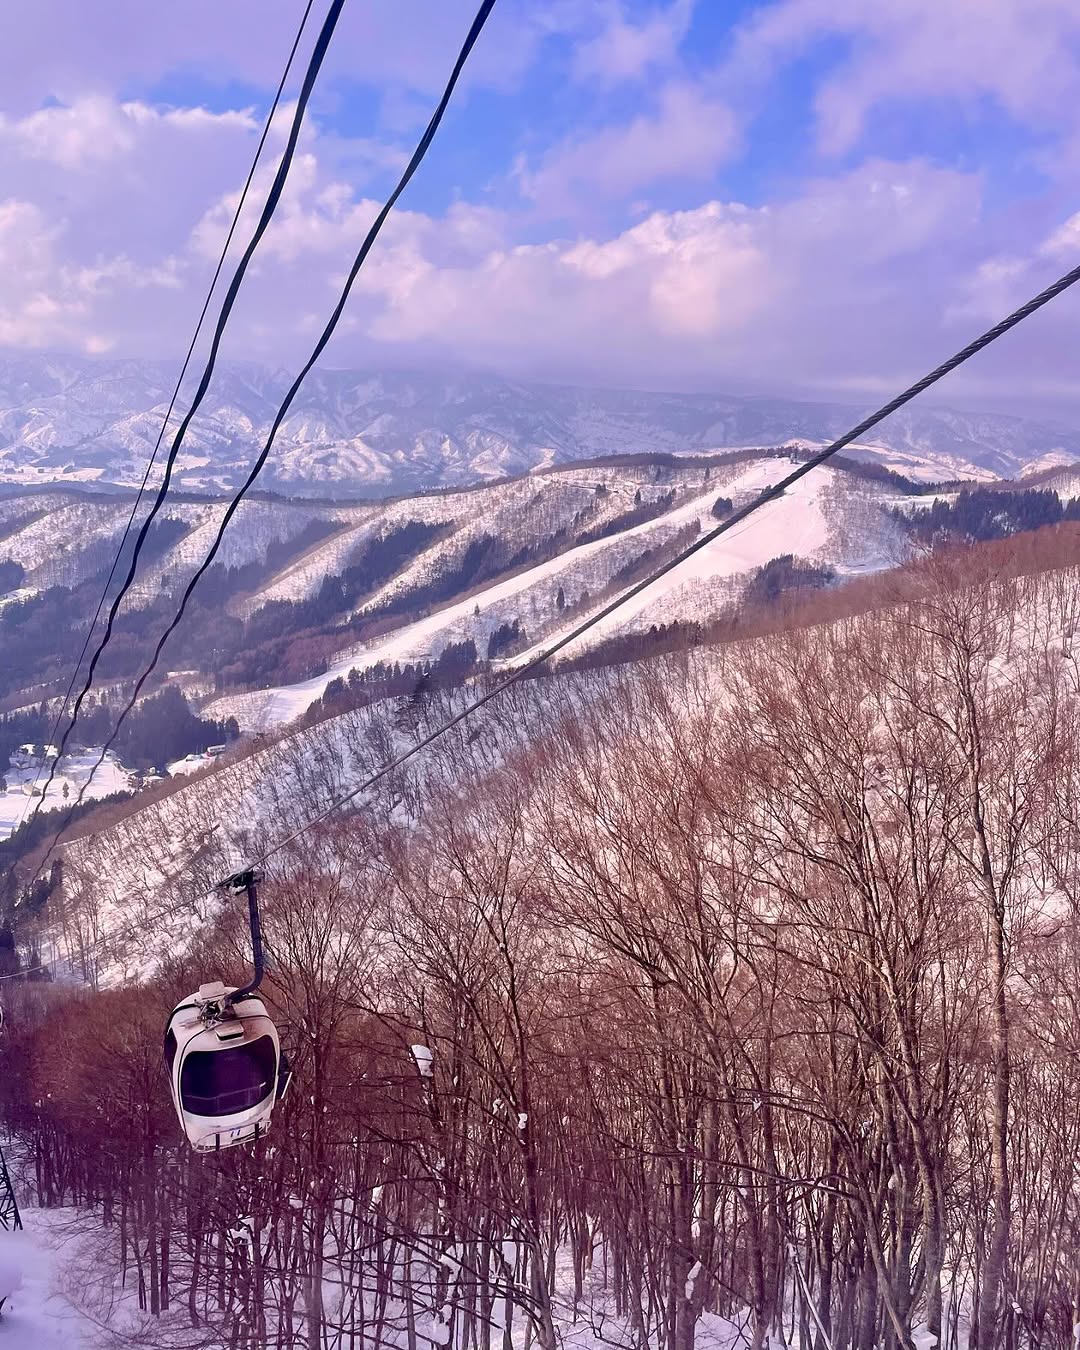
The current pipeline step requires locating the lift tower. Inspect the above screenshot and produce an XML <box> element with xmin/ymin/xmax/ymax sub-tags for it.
<box><xmin>0</xmin><ymin>1143</ymin><xmax>21</xmax><ymax>1231</ymax></box>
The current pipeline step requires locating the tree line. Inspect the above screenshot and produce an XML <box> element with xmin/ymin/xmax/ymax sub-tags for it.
<box><xmin>898</xmin><ymin>486</ymin><xmax>1080</xmax><ymax>543</ymax></box>
<box><xmin>4</xmin><ymin>547</ymin><xmax>1080</xmax><ymax>1348</ymax></box>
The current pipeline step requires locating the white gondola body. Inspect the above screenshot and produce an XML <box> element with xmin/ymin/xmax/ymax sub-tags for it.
<box><xmin>164</xmin><ymin>982</ymin><xmax>281</xmax><ymax>1153</ymax></box>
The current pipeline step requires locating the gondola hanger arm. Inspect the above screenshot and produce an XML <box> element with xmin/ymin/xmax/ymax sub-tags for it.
<box><xmin>218</xmin><ymin>869</ymin><xmax>265</xmax><ymax>1006</ymax></box>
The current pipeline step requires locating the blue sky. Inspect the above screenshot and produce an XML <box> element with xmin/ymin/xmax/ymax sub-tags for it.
<box><xmin>2</xmin><ymin>0</ymin><xmax>1080</xmax><ymax>417</ymax></box>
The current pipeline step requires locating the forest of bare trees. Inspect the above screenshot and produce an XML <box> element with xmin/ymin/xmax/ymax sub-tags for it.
<box><xmin>4</xmin><ymin>545</ymin><xmax>1080</xmax><ymax>1350</ymax></box>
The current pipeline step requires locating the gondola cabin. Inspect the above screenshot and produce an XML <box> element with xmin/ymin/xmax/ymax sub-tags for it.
<box><xmin>164</xmin><ymin>982</ymin><xmax>284</xmax><ymax>1152</ymax></box>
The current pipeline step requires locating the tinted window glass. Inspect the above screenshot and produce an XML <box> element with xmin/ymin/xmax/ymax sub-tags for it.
<box><xmin>180</xmin><ymin>1035</ymin><xmax>277</xmax><ymax>1117</ymax></box>
<box><xmin>164</xmin><ymin>1029</ymin><xmax>178</xmax><ymax>1070</ymax></box>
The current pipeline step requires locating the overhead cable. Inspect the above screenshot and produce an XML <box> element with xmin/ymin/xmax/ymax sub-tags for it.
<box><xmin>13</xmin><ymin>0</ymin><xmax>347</xmax><ymax>858</ymax></box>
<box><xmin>23</xmin><ymin>0</ymin><xmax>498</xmax><ymax>878</ymax></box>
<box><xmin>244</xmin><ymin>256</ymin><xmax>1080</xmax><ymax>870</ymax></box>
<box><xmin>3</xmin><ymin>228</ymin><xmax>1072</xmax><ymax>974</ymax></box>
<box><xmin>12</xmin><ymin>0</ymin><xmax>318</xmax><ymax>832</ymax></box>
<box><xmin>12</xmin><ymin>52</ymin><xmax>1080</xmax><ymax>940</ymax></box>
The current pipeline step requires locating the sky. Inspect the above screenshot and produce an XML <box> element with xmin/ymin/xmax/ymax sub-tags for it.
<box><xmin>2</xmin><ymin>0</ymin><xmax>1080</xmax><ymax>419</ymax></box>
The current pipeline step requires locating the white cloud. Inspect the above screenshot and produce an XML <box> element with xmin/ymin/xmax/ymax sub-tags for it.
<box><xmin>945</xmin><ymin>209</ymin><xmax>1080</xmax><ymax>328</ymax></box>
<box><xmin>1042</xmin><ymin>211</ymin><xmax>1080</xmax><ymax>259</ymax></box>
<box><xmin>946</xmin><ymin>256</ymin><xmax>1031</xmax><ymax>325</ymax></box>
<box><xmin>347</xmin><ymin>160</ymin><xmax>990</xmax><ymax>392</ymax></box>
<box><xmin>0</xmin><ymin>96</ymin><xmax>276</xmax><ymax>270</ymax></box>
<box><xmin>0</xmin><ymin>82</ymin><xmax>1075</xmax><ymax>415</ymax></box>
<box><xmin>0</xmin><ymin>197</ymin><xmax>176</xmax><ymax>350</ymax></box>
<box><xmin>0</xmin><ymin>97</ymin><xmax>256</xmax><ymax>170</ymax></box>
<box><xmin>0</xmin><ymin>199</ymin><xmax>84</xmax><ymax>346</ymax></box>
<box><xmin>731</xmin><ymin>0</ymin><xmax>1080</xmax><ymax>155</ymax></box>
<box><xmin>518</xmin><ymin>81</ymin><xmax>738</xmax><ymax>216</ymax></box>
<box><xmin>572</xmin><ymin>0</ymin><xmax>695</xmax><ymax>86</ymax></box>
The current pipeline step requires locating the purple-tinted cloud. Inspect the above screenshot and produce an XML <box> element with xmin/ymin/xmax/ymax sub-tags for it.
<box><xmin>516</xmin><ymin>81</ymin><xmax>738</xmax><ymax>217</ymax></box>
<box><xmin>1</xmin><ymin>1</ymin><xmax>582</xmax><ymax>110</ymax></box>
<box><xmin>2</xmin><ymin>1</ymin><xmax>1080</xmax><ymax>421</ymax></box>
<box><xmin>730</xmin><ymin>0</ymin><xmax>1080</xmax><ymax>155</ymax></box>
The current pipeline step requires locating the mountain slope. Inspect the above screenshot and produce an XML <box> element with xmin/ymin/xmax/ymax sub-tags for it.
<box><xmin>0</xmin><ymin>451</ymin><xmax>911</xmax><ymax>736</ymax></box>
<box><xmin>39</xmin><ymin>538</ymin><xmax>1080</xmax><ymax>994</ymax></box>
<box><xmin>201</xmin><ymin>454</ymin><xmax>910</xmax><ymax>730</ymax></box>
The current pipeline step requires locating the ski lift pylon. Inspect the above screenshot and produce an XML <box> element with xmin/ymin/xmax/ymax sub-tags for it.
<box><xmin>164</xmin><ymin>869</ymin><xmax>292</xmax><ymax>1153</ymax></box>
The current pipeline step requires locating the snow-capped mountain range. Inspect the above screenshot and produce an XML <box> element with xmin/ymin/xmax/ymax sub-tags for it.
<box><xmin>1</xmin><ymin>353</ymin><xmax>1079</xmax><ymax>496</ymax></box>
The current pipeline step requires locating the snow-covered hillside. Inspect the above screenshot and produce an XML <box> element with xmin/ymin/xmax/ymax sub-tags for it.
<box><xmin>0</xmin><ymin>749</ymin><xmax>129</xmax><ymax>844</ymax></box>
<box><xmin>11</xmin><ymin>441</ymin><xmax>1075</xmax><ymax>741</ymax></box>
<box><xmin>1</xmin><ymin>354</ymin><xmax>1078</xmax><ymax>496</ymax></box>
<box><xmin>13</xmin><ymin>547</ymin><xmax>1080</xmax><ymax>1350</ymax></box>
<box><xmin>202</xmin><ymin>455</ymin><xmax>911</xmax><ymax>730</ymax></box>
<box><xmin>0</xmin><ymin>1215</ymin><xmax>95</xmax><ymax>1349</ymax></box>
<box><xmin>0</xmin><ymin>489</ymin><xmax>363</xmax><ymax>609</ymax></box>
<box><xmin>5</xmin><ymin>438</ymin><xmax>1078</xmax><ymax>752</ymax></box>
<box><xmin>35</xmin><ymin>549</ymin><xmax>1080</xmax><ymax>996</ymax></box>
<box><xmin>1036</xmin><ymin>465</ymin><xmax>1080</xmax><ymax>501</ymax></box>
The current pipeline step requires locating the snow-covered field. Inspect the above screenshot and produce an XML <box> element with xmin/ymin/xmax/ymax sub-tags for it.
<box><xmin>2</xmin><ymin>1143</ymin><xmax>763</xmax><ymax>1350</ymax></box>
<box><xmin>0</xmin><ymin>1213</ymin><xmax>93</xmax><ymax>1349</ymax></box>
<box><xmin>0</xmin><ymin>750</ymin><xmax>130</xmax><ymax>844</ymax></box>
<box><xmin>0</xmin><ymin>1205</ymin><xmax>769</xmax><ymax>1350</ymax></box>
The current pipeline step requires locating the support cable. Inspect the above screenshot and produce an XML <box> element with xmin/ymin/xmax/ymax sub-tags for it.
<box><xmin>20</xmin><ymin>0</ymin><xmax>498</xmax><ymax>880</ymax></box>
<box><xmin>244</xmin><ymin>255</ymin><xmax>1080</xmax><ymax>874</ymax></box>
<box><xmin>8</xmin><ymin>159</ymin><xmax>1080</xmax><ymax>964</ymax></box>
<box><xmin>9</xmin><ymin>0</ymin><xmax>317</xmax><ymax>836</ymax></box>
<box><xmin>14</xmin><ymin>0</ymin><xmax>347</xmax><ymax>852</ymax></box>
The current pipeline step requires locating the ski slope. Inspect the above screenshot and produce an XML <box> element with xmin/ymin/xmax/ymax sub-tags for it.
<box><xmin>549</xmin><ymin>458</ymin><xmax>834</xmax><ymax>649</ymax></box>
<box><xmin>204</xmin><ymin>457</ymin><xmax>903</xmax><ymax>731</ymax></box>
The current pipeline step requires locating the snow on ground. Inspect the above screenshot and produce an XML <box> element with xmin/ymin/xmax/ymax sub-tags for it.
<box><xmin>0</xmin><ymin>465</ymin><xmax>107</xmax><ymax>486</ymax></box>
<box><xmin>166</xmin><ymin>752</ymin><xmax>211</xmax><ymax>777</ymax></box>
<box><xmin>0</xmin><ymin>589</ymin><xmax>36</xmax><ymax>613</ymax></box>
<box><xmin>740</xmin><ymin>438</ymin><xmax>999</xmax><ymax>484</ymax></box>
<box><xmin>353</xmin><ymin>469</ymin><xmax>663</xmax><ymax>620</ymax></box>
<box><xmin>232</xmin><ymin>514</ymin><xmax>376</xmax><ymax>615</ymax></box>
<box><xmin>203</xmin><ymin>477</ymin><xmax>732</xmax><ymax>730</ymax></box>
<box><xmin>891</xmin><ymin>490</ymin><xmax>959</xmax><ymax>513</ymax></box>
<box><xmin>1042</xmin><ymin>468</ymin><xmax>1080</xmax><ymax>501</ymax></box>
<box><xmin>129</xmin><ymin>499</ymin><xmax>361</xmax><ymax>605</ymax></box>
<box><xmin>241</xmin><ymin>463</ymin><xmax>697</xmax><ymax>620</ymax></box>
<box><xmin>509</xmin><ymin>459</ymin><xmax>840</xmax><ymax>660</ymax></box>
<box><xmin>851</xmin><ymin>444</ymin><xmax>999</xmax><ymax>483</ymax></box>
<box><xmin>1021</xmin><ymin>449</ymin><xmax>1080</xmax><ymax>478</ymax></box>
<box><xmin>0</xmin><ymin>1213</ymin><xmax>93</xmax><ymax>1349</ymax></box>
<box><xmin>204</xmin><ymin>457</ymin><xmax>901</xmax><ymax>732</ymax></box>
<box><xmin>0</xmin><ymin>1209</ymin><xmax>763</xmax><ymax>1350</ymax></box>
<box><xmin>0</xmin><ymin>750</ymin><xmax>131</xmax><ymax>843</ymax></box>
<box><xmin>206</xmin><ymin>459</ymin><xmax>900</xmax><ymax>730</ymax></box>
<box><xmin>0</xmin><ymin>501</ymin><xmax>130</xmax><ymax>586</ymax></box>
<box><xmin>241</xmin><ymin>470</ymin><xmax>641</xmax><ymax>617</ymax></box>
<box><xmin>0</xmin><ymin>496</ymin><xmax>56</xmax><ymax>533</ymax></box>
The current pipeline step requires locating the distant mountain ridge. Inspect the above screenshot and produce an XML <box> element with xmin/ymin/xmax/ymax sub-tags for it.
<box><xmin>1</xmin><ymin>353</ymin><xmax>1078</xmax><ymax>496</ymax></box>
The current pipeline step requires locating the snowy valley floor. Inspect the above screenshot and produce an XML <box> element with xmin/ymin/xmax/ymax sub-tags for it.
<box><xmin>0</xmin><ymin>1209</ymin><xmax>94</xmax><ymax>1349</ymax></box>
<box><xmin>0</xmin><ymin>1205</ymin><xmax>765</xmax><ymax>1350</ymax></box>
